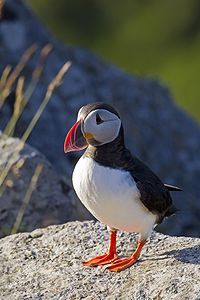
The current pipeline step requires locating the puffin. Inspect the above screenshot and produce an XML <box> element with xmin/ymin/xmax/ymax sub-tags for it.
<box><xmin>64</xmin><ymin>102</ymin><xmax>181</xmax><ymax>272</ymax></box>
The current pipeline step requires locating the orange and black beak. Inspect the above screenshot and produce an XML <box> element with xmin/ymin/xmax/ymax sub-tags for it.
<box><xmin>64</xmin><ymin>119</ymin><xmax>88</xmax><ymax>153</ymax></box>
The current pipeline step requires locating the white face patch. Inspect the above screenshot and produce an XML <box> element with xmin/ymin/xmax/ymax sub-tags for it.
<box><xmin>83</xmin><ymin>109</ymin><xmax>121</xmax><ymax>145</ymax></box>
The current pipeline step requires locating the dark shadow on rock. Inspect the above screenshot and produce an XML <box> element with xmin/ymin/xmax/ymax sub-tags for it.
<box><xmin>139</xmin><ymin>244</ymin><xmax>200</xmax><ymax>265</ymax></box>
<box><xmin>161</xmin><ymin>245</ymin><xmax>200</xmax><ymax>265</ymax></box>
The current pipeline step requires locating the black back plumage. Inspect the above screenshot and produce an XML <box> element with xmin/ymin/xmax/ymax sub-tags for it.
<box><xmin>82</xmin><ymin>102</ymin><xmax>178</xmax><ymax>223</ymax></box>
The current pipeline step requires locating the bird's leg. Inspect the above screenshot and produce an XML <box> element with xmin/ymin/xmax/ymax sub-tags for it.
<box><xmin>83</xmin><ymin>229</ymin><xmax>118</xmax><ymax>267</ymax></box>
<box><xmin>107</xmin><ymin>239</ymin><xmax>146</xmax><ymax>272</ymax></box>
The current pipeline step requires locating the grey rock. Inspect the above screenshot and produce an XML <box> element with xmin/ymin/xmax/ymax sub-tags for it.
<box><xmin>0</xmin><ymin>0</ymin><xmax>200</xmax><ymax>236</ymax></box>
<box><xmin>0</xmin><ymin>132</ymin><xmax>89</xmax><ymax>238</ymax></box>
<box><xmin>0</xmin><ymin>220</ymin><xmax>199</xmax><ymax>299</ymax></box>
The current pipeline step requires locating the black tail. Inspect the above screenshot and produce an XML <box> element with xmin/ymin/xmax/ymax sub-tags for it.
<box><xmin>164</xmin><ymin>184</ymin><xmax>182</xmax><ymax>192</ymax></box>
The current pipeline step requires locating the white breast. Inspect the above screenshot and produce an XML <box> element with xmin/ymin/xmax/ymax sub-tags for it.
<box><xmin>72</xmin><ymin>156</ymin><xmax>156</xmax><ymax>239</ymax></box>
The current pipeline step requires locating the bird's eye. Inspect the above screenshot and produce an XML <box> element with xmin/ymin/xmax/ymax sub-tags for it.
<box><xmin>96</xmin><ymin>113</ymin><xmax>104</xmax><ymax>125</ymax></box>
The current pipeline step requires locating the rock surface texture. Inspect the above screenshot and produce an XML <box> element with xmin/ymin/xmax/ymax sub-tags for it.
<box><xmin>0</xmin><ymin>221</ymin><xmax>199</xmax><ymax>300</ymax></box>
<box><xmin>0</xmin><ymin>0</ymin><xmax>200</xmax><ymax>237</ymax></box>
<box><xmin>0</xmin><ymin>133</ymin><xmax>88</xmax><ymax>238</ymax></box>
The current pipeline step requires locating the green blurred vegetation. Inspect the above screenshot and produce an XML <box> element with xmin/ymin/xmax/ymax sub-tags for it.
<box><xmin>28</xmin><ymin>0</ymin><xmax>200</xmax><ymax>122</ymax></box>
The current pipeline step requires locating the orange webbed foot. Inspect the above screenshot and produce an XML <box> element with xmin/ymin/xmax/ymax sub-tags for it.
<box><xmin>83</xmin><ymin>229</ymin><xmax>118</xmax><ymax>267</ymax></box>
<box><xmin>107</xmin><ymin>255</ymin><xmax>138</xmax><ymax>272</ymax></box>
<box><xmin>83</xmin><ymin>252</ymin><xmax>118</xmax><ymax>267</ymax></box>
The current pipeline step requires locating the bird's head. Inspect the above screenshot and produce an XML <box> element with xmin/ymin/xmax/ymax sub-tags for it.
<box><xmin>64</xmin><ymin>102</ymin><xmax>122</xmax><ymax>153</ymax></box>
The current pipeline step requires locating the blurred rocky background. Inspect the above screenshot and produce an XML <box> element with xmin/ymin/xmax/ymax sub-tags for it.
<box><xmin>0</xmin><ymin>0</ymin><xmax>199</xmax><ymax>238</ymax></box>
<box><xmin>29</xmin><ymin>0</ymin><xmax>200</xmax><ymax>123</ymax></box>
